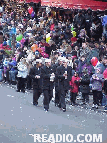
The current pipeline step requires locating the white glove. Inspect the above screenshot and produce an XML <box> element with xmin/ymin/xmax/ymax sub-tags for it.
<box><xmin>35</xmin><ymin>75</ymin><xmax>40</xmax><ymax>79</ymax></box>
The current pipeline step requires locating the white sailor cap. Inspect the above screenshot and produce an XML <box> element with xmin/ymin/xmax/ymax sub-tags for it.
<box><xmin>45</xmin><ymin>59</ymin><xmax>51</xmax><ymax>63</ymax></box>
<box><xmin>62</xmin><ymin>58</ymin><xmax>68</xmax><ymax>63</ymax></box>
<box><xmin>36</xmin><ymin>59</ymin><xmax>42</xmax><ymax>63</ymax></box>
<box><xmin>58</xmin><ymin>57</ymin><xmax>63</xmax><ymax>61</ymax></box>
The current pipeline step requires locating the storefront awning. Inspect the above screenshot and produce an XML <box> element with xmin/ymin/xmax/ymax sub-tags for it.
<box><xmin>18</xmin><ymin>0</ymin><xmax>41</xmax><ymax>3</ymax></box>
<box><xmin>41</xmin><ymin>0</ymin><xmax>107</xmax><ymax>10</ymax></box>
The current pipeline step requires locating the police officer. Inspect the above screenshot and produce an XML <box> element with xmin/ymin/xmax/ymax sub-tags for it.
<box><xmin>41</xmin><ymin>59</ymin><xmax>55</xmax><ymax>112</ymax></box>
<box><xmin>56</xmin><ymin>58</ymin><xmax>72</xmax><ymax>112</ymax></box>
<box><xmin>29</xmin><ymin>59</ymin><xmax>42</xmax><ymax>106</ymax></box>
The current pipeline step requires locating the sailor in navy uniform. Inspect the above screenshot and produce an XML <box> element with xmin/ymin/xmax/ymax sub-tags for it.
<box><xmin>41</xmin><ymin>59</ymin><xmax>55</xmax><ymax>111</ymax></box>
<box><xmin>29</xmin><ymin>59</ymin><xmax>42</xmax><ymax>106</ymax></box>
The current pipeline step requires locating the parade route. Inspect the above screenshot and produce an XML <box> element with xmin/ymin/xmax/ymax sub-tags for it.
<box><xmin>0</xmin><ymin>84</ymin><xmax>107</xmax><ymax>143</ymax></box>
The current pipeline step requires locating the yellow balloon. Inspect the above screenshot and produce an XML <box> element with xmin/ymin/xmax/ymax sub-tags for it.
<box><xmin>46</xmin><ymin>37</ymin><xmax>51</xmax><ymax>43</ymax></box>
<box><xmin>72</xmin><ymin>31</ymin><xmax>76</xmax><ymax>37</ymax></box>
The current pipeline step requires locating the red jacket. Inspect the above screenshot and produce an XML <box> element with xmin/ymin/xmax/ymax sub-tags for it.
<box><xmin>69</xmin><ymin>76</ymin><xmax>80</xmax><ymax>93</ymax></box>
<box><xmin>103</xmin><ymin>68</ymin><xmax>107</xmax><ymax>79</ymax></box>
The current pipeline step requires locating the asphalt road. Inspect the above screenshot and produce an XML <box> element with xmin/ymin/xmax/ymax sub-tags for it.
<box><xmin>0</xmin><ymin>83</ymin><xmax>107</xmax><ymax>143</ymax></box>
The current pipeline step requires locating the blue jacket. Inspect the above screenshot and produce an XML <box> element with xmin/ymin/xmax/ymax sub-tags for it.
<box><xmin>9</xmin><ymin>60</ymin><xmax>17</xmax><ymax>71</ymax></box>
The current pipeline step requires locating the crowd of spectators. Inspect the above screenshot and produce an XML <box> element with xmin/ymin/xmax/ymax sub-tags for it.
<box><xmin>0</xmin><ymin>0</ymin><xmax>107</xmax><ymax>111</ymax></box>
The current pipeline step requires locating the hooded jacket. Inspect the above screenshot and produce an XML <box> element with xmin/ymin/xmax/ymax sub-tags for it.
<box><xmin>69</xmin><ymin>75</ymin><xmax>80</xmax><ymax>93</ymax></box>
<box><xmin>17</xmin><ymin>62</ymin><xmax>28</xmax><ymax>78</ymax></box>
<box><xmin>90</xmin><ymin>68</ymin><xmax>104</xmax><ymax>91</ymax></box>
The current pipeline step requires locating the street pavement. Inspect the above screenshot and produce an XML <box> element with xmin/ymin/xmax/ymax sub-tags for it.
<box><xmin>0</xmin><ymin>83</ymin><xmax>107</xmax><ymax>143</ymax></box>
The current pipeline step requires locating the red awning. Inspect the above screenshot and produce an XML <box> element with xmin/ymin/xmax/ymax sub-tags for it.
<box><xmin>18</xmin><ymin>0</ymin><xmax>41</xmax><ymax>3</ymax></box>
<box><xmin>41</xmin><ymin>0</ymin><xmax>107</xmax><ymax>10</ymax></box>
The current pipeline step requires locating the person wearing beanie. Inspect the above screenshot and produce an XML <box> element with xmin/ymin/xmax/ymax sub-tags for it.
<box><xmin>90</xmin><ymin>68</ymin><xmax>104</xmax><ymax>109</ymax></box>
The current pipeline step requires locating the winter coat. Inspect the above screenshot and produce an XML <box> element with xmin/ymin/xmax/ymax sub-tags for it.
<box><xmin>74</xmin><ymin>14</ymin><xmax>86</xmax><ymax>30</ymax></box>
<box><xmin>102</xmin><ymin>15</ymin><xmax>107</xmax><ymax>27</ymax></box>
<box><xmin>56</xmin><ymin>65</ymin><xmax>72</xmax><ymax>91</ymax></box>
<box><xmin>80</xmin><ymin>47</ymin><xmax>90</xmax><ymax>57</ymax></box>
<box><xmin>91</xmin><ymin>21</ymin><xmax>103</xmax><ymax>40</ymax></box>
<box><xmin>69</xmin><ymin>76</ymin><xmax>80</xmax><ymax>93</ymax></box>
<box><xmin>17</xmin><ymin>62</ymin><xmax>28</xmax><ymax>78</ymax></box>
<box><xmin>90</xmin><ymin>70</ymin><xmax>104</xmax><ymax>91</ymax></box>
<box><xmin>103</xmin><ymin>68</ymin><xmax>107</xmax><ymax>79</ymax></box>
<box><xmin>29</xmin><ymin>66</ymin><xmax>42</xmax><ymax>89</ymax></box>
<box><xmin>41</xmin><ymin>65</ymin><xmax>54</xmax><ymax>90</ymax></box>
<box><xmin>94</xmin><ymin>62</ymin><xmax>105</xmax><ymax>74</ymax></box>
<box><xmin>0</xmin><ymin>61</ymin><xmax>3</xmax><ymax>69</ymax></box>
<box><xmin>8</xmin><ymin>60</ymin><xmax>17</xmax><ymax>71</ymax></box>
<box><xmin>76</xmin><ymin>60</ymin><xmax>87</xmax><ymax>77</ymax></box>
<box><xmin>52</xmin><ymin>63</ymin><xmax>60</xmax><ymax>87</ymax></box>
<box><xmin>80</xmin><ymin>74</ymin><xmax>90</xmax><ymax>94</ymax></box>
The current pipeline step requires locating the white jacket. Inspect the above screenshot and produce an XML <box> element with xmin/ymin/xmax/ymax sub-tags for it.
<box><xmin>17</xmin><ymin>62</ymin><xmax>28</xmax><ymax>78</ymax></box>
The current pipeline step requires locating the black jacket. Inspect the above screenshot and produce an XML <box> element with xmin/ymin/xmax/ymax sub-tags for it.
<box><xmin>56</xmin><ymin>65</ymin><xmax>72</xmax><ymax>90</ymax></box>
<box><xmin>80</xmin><ymin>74</ymin><xmax>90</xmax><ymax>94</ymax></box>
<box><xmin>52</xmin><ymin>63</ymin><xmax>60</xmax><ymax>87</ymax></box>
<box><xmin>29</xmin><ymin>66</ymin><xmax>42</xmax><ymax>89</ymax></box>
<box><xmin>74</xmin><ymin>14</ymin><xmax>86</xmax><ymax>30</ymax></box>
<box><xmin>41</xmin><ymin>65</ymin><xmax>54</xmax><ymax>90</ymax></box>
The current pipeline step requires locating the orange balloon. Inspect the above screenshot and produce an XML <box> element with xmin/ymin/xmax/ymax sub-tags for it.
<box><xmin>31</xmin><ymin>44</ymin><xmax>38</xmax><ymax>52</ymax></box>
<box><xmin>37</xmin><ymin>47</ymin><xmax>42</xmax><ymax>53</ymax></box>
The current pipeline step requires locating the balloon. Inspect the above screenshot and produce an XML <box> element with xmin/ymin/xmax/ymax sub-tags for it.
<box><xmin>3</xmin><ymin>41</ymin><xmax>7</xmax><ymax>46</ymax></box>
<box><xmin>16</xmin><ymin>34</ymin><xmax>23</xmax><ymax>41</ymax></box>
<box><xmin>72</xmin><ymin>31</ymin><xmax>76</xmax><ymax>37</ymax></box>
<box><xmin>31</xmin><ymin>11</ymin><xmax>35</xmax><ymax>18</ymax></box>
<box><xmin>0</xmin><ymin>44</ymin><xmax>3</xmax><ymax>48</ymax></box>
<box><xmin>11</xmin><ymin>27</ymin><xmax>16</xmax><ymax>34</ymax></box>
<box><xmin>28</xmin><ymin>7</ymin><xmax>33</xmax><ymax>15</ymax></box>
<box><xmin>46</xmin><ymin>33</ymin><xmax>50</xmax><ymax>39</ymax></box>
<box><xmin>71</xmin><ymin>26</ymin><xmax>74</xmax><ymax>31</ymax></box>
<box><xmin>21</xmin><ymin>38</ymin><xmax>25</xmax><ymax>44</ymax></box>
<box><xmin>31</xmin><ymin>44</ymin><xmax>38</xmax><ymax>52</ymax></box>
<box><xmin>91</xmin><ymin>57</ymin><xmax>98</xmax><ymax>67</ymax></box>
<box><xmin>41</xmin><ymin>52</ymin><xmax>49</xmax><ymax>58</ymax></box>
<box><xmin>46</xmin><ymin>37</ymin><xmax>51</xmax><ymax>43</ymax></box>
<box><xmin>37</xmin><ymin>48</ymin><xmax>42</xmax><ymax>53</ymax></box>
<box><xmin>35</xmin><ymin>50</ymin><xmax>39</xmax><ymax>55</ymax></box>
<box><xmin>16</xmin><ymin>42</ymin><xmax>21</xmax><ymax>48</ymax></box>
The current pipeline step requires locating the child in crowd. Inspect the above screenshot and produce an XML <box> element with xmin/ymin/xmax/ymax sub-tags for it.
<box><xmin>69</xmin><ymin>71</ymin><xmax>80</xmax><ymax>106</ymax></box>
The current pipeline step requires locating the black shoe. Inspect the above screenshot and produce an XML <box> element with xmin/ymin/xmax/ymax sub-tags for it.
<box><xmin>58</xmin><ymin>104</ymin><xmax>61</xmax><ymax>108</ymax></box>
<box><xmin>44</xmin><ymin>108</ymin><xmax>48</xmax><ymax>112</ymax></box>
<box><xmin>16</xmin><ymin>90</ymin><xmax>20</xmax><ymax>92</ymax></box>
<box><xmin>55</xmin><ymin>103</ymin><xmax>59</xmax><ymax>107</ymax></box>
<box><xmin>62</xmin><ymin>108</ymin><xmax>66</xmax><ymax>112</ymax></box>
<box><xmin>21</xmin><ymin>90</ymin><xmax>25</xmax><ymax>93</ymax></box>
<box><xmin>33</xmin><ymin>103</ymin><xmax>38</xmax><ymax>106</ymax></box>
<box><xmin>28</xmin><ymin>88</ymin><xmax>31</xmax><ymax>90</ymax></box>
<box><xmin>12</xmin><ymin>81</ymin><xmax>16</xmax><ymax>85</ymax></box>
